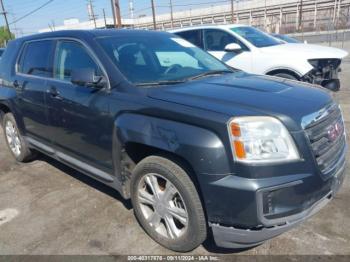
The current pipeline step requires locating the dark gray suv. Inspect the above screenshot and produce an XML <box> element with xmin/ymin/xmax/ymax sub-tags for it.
<box><xmin>0</xmin><ymin>29</ymin><xmax>347</xmax><ymax>252</ymax></box>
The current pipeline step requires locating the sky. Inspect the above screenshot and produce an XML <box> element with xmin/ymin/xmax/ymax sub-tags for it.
<box><xmin>1</xmin><ymin>0</ymin><xmax>233</xmax><ymax>36</ymax></box>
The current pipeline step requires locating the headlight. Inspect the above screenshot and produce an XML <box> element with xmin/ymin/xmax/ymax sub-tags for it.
<box><xmin>227</xmin><ymin>116</ymin><xmax>300</xmax><ymax>163</ymax></box>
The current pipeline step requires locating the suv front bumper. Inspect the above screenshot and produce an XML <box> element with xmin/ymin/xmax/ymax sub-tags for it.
<box><xmin>208</xmin><ymin>160</ymin><xmax>346</xmax><ymax>249</ymax></box>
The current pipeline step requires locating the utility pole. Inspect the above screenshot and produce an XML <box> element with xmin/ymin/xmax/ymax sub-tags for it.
<box><xmin>0</xmin><ymin>0</ymin><xmax>12</xmax><ymax>39</ymax></box>
<box><xmin>129</xmin><ymin>0</ymin><xmax>134</xmax><ymax>19</ymax></box>
<box><xmin>298</xmin><ymin>0</ymin><xmax>303</xmax><ymax>32</ymax></box>
<box><xmin>151</xmin><ymin>0</ymin><xmax>156</xmax><ymax>30</ymax></box>
<box><xmin>111</xmin><ymin>0</ymin><xmax>122</xmax><ymax>28</ymax></box>
<box><xmin>264</xmin><ymin>0</ymin><xmax>267</xmax><ymax>30</ymax></box>
<box><xmin>48</xmin><ymin>20</ymin><xmax>56</xmax><ymax>32</ymax></box>
<box><xmin>87</xmin><ymin>0</ymin><xmax>97</xmax><ymax>28</ymax></box>
<box><xmin>231</xmin><ymin>0</ymin><xmax>234</xmax><ymax>24</ymax></box>
<box><xmin>103</xmin><ymin>8</ymin><xmax>107</xmax><ymax>28</ymax></box>
<box><xmin>169</xmin><ymin>0</ymin><xmax>174</xmax><ymax>28</ymax></box>
<box><xmin>111</xmin><ymin>0</ymin><xmax>117</xmax><ymax>28</ymax></box>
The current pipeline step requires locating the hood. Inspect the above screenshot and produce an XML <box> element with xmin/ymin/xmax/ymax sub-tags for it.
<box><xmin>260</xmin><ymin>43</ymin><xmax>348</xmax><ymax>59</ymax></box>
<box><xmin>147</xmin><ymin>72</ymin><xmax>334</xmax><ymax>131</ymax></box>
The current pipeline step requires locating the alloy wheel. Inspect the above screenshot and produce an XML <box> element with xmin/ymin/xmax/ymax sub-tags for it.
<box><xmin>137</xmin><ymin>173</ymin><xmax>188</xmax><ymax>239</ymax></box>
<box><xmin>5</xmin><ymin>120</ymin><xmax>22</xmax><ymax>157</ymax></box>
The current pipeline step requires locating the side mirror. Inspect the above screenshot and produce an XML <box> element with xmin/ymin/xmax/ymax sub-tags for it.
<box><xmin>71</xmin><ymin>68</ymin><xmax>105</xmax><ymax>88</ymax></box>
<box><xmin>224</xmin><ymin>43</ymin><xmax>242</xmax><ymax>52</ymax></box>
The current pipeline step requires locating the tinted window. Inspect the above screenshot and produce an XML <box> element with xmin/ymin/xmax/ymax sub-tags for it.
<box><xmin>231</xmin><ymin>27</ymin><xmax>282</xmax><ymax>48</ymax></box>
<box><xmin>176</xmin><ymin>30</ymin><xmax>202</xmax><ymax>48</ymax></box>
<box><xmin>204</xmin><ymin>29</ymin><xmax>248</xmax><ymax>51</ymax></box>
<box><xmin>54</xmin><ymin>41</ymin><xmax>101</xmax><ymax>81</ymax></box>
<box><xmin>97</xmin><ymin>35</ymin><xmax>229</xmax><ymax>85</ymax></box>
<box><xmin>18</xmin><ymin>40</ymin><xmax>53</xmax><ymax>77</ymax></box>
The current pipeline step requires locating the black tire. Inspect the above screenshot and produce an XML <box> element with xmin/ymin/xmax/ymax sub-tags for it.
<box><xmin>130</xmin><ymin>156</ymin><xmax>207</xmax><ymax>252</ymax></box>
<box><xmin>272</xmin><ymin>72</ymin><xmax>298</xmax><ymax>80</ymax></box>
<box><xmin>2</xmin><ymin>113</ymin><xmax>36</xmax><ymax>162</ymax></box>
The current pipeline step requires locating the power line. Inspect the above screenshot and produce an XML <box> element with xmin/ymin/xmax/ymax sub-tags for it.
<box><xmin>9</xmin><ymin>0</ymin><xmax>55</xmax><ymax>25</ymax></box>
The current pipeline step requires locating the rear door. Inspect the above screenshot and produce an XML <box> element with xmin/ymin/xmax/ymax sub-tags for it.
<box><xmin>14</xmin><ymin>40</ymin><xmax>54</xmax><ymax>143</ymax></box>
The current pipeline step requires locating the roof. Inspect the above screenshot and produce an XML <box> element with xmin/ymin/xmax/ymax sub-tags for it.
<box><xmin>13</xmin><ymin>29</ymin><xmax>172</xmax><ymax>43</ymax></box>
<box><xmin>170</xmin><ymin>24</ymin><xmax>248</xmax><ymax>33</ymax></box>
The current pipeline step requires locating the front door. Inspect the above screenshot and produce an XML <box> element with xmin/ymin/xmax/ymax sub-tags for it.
<box><xmin>46</xmin><ymin>40</ymin><xmax>112</xmax><ymax>173</ymax></box>
<box><xmin>203</xmin><ymin>29</ymin><xmax>253</xmax><ymax>72</ymax></box>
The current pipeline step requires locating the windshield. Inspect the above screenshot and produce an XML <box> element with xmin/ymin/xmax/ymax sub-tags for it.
<box><xmin>231</xmin><ymin>26</ymin><xmax>282</xmax><ymax>48</ymax></box>
<box><xmin>97</xmin><ymin>34</ymin><xmax>230</xmax><ymax>86</ymax></box>
<box><xmin>274</xmin><ymin>34</ymin><xmax>301</xmax><ymax>44</ymax></box>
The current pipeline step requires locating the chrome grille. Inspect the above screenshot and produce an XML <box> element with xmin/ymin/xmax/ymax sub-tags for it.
<box><xmin>304</xmin><ymin>104</ymin><xmax>346</xmax><ymax>179</ymax></box>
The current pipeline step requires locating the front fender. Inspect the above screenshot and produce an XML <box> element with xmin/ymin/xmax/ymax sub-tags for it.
<box><xmin>114</xmin><ymin>113</ymin><xmax>231</xmax><ymax>177</ymax></box>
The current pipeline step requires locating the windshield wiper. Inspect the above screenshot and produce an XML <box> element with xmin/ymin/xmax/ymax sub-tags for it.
<box><xmin>186</xmin><ymin>70</ymin><xmax>232</xmax><ymax>81</ymax></box>
<box><xmin>135</xmin><ymin>70</ymin><xmax>233</xmax><ymax>86</ymax></box>
<box><xmin>135</xmin><ymin>80</ymin><xmax>186</xmax><ymax>87</ymax></box>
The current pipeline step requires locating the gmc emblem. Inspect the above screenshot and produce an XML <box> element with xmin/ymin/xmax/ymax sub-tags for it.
<box><xmin>327</xmin><ymin>120</ymin><xmax>344</xmax><ymax>142</ymax></box>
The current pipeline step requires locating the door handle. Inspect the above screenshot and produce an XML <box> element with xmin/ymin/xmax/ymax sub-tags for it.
<box><xmin>48</xmin><ymin>86</ymin><xmax>62</xmax><ymax>100</ymax></box>
<box><xmin>13</xmin><ymin>80</ymin><xmax>23</xmax><ymax>90</ymax></box>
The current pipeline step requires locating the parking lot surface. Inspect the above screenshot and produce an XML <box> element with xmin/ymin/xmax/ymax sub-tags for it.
<box><xmin>0</xmin><ymin>43</ymin><xmax>350</xmax><ymax>255</ymax></box>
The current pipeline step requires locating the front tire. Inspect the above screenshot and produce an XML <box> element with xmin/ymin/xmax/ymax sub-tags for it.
<box><xmin>131</xmin><ymin>156</ymin><xmax>207</xmax><ymax>252</ymax></box>
<box><xmin>2</xmin><ymin>113</ymin><xmax>36</xmax><ymax>162</ymax></box>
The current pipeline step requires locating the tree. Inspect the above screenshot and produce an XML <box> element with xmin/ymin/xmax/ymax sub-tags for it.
<box><xmin>0</xmin><ymin>26</ymin><xmax>14</xmax><ymax>47</ymax></box>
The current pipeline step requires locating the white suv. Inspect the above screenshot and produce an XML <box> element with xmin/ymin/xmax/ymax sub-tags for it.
<box><xmin>172</xmin><ymin>25</ymin><xmax>348</xmax><ymax>91</ymax></box>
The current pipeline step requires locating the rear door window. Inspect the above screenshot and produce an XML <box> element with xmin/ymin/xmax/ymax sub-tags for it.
<box><xmin>18</xmin><ymin>40</ymin><xmax>54</xmax><ymax>77</ymax></box>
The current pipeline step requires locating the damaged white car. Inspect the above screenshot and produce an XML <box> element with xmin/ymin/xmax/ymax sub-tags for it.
<box><xmin>172</xmin><ymin>25</ymin><xmax>348</xmax><ymax>91</ymax></box>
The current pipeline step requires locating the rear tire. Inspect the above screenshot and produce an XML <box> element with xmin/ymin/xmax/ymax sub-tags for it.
<box><xmin>130</xmin><ymin>156</ymin><xmax>207</xmax><ymax>252</ymax></box>
<box><xmin>2</xmin><ymin>113</ymin><xmax>36</xmax><ymax>162</ymax></box>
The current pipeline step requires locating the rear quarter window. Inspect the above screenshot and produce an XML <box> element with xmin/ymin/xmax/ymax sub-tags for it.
<box><xmin>17</xmin><ymin>40</ymin><xmax>54</xmax><ymax>78</ymax></box>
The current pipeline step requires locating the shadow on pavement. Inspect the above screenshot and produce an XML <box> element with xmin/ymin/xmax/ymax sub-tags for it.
<box><xmin>37</xmin><ymin>153</ymin><xmax>133</xmax><ymax>210</ymax></box>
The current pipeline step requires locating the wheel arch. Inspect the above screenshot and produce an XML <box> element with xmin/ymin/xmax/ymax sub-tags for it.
<box><xmin>113</xmin><ymin>113</ymin><xmax>231</xmax><ymax>200</ymax></box>
<box><xmin>0</xmin><ymin>102</ymin><xmax>12</xmax><ymax>122</ymax></box>
<box><xmin>265</xmin><ymin>68</ymin><xmax>302</xmax><ymax>80</ymax></box>
<box><xmin>122</xmin><ymin>142</ymin><xmax>211</xmax><ymax>228</ymax></box>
